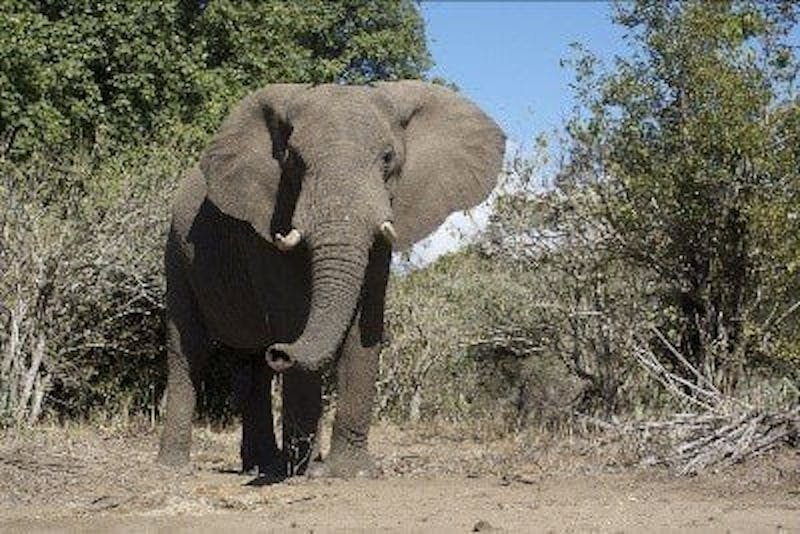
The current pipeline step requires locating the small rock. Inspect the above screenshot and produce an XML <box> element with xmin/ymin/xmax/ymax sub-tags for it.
<box><xmin>473</xmin><ymin>519</ymin><xmax>494</xmax><ymax>532</ymax></box>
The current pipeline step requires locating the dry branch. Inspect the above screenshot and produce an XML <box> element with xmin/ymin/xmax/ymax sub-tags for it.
<box><xmin>585</xmin><ymin>326</ymin><xmax>799</xmax><ymax>475</ymax></box>
<box><xmin>621</xmin><ymin>406</ymin><xmax>799</xmax><ymax>475</ymax></box>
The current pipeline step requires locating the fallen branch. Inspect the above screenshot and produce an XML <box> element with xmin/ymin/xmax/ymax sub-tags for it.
<box><xmin>580</xmin><ymin>326</ymin><xmax>799</xmax><ymax>475</ymax></box>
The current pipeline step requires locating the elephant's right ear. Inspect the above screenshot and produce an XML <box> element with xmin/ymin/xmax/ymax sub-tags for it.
<box><xmin>201</xmin><ymin>84</ymin><xmax>304</xmax><ymax>242</ymax></box>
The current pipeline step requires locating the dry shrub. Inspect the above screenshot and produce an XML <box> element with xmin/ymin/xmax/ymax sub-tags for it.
<box><xmin>376</xmin><ymin>150</ymin><xmax>797</xmax><ymax>433</ymax></box>
<box><xmin>0</xmin><ymin>146</ymin><xmax>181</xmax><ymax>424</ymax></box>
<box><xmin>380</xmin><ymin>253</ymin><xmax>484</xmax><ymax>424</ymax></box>
<box><xmin>379</xmin><ymin>249</ymin><xmax>592</xmax><ymax>431</ymax></box>
<box><xmin>375</xmin><ymin>155</ymin><xmax>652</xmax><ymax>429</ymax></box>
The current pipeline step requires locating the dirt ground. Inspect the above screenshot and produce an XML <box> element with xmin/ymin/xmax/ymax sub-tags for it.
<box><xmin>0</xmin><ymin>421</ymin><xmax>797</xmax><ymax>533</ymax></box>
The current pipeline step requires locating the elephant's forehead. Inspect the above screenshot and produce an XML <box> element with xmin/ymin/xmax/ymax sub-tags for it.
<box><xmin>304</xmin><ymin>84</ymin><xmax>371</xmax><ymax>100</ymax></box>
<box><xmin>289</xmin><ymin>87</ymin><xmax>393</xmax><ymax>148</ymax></box>
<box><xmin>291</xmin><ymin>85</ymin><xmax>379</xmax><ymax>122</ymax></box>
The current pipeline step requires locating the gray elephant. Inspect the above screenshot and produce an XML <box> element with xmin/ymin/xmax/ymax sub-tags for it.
<box><xmin>157</xmin><ymin>81</ymin><xmax>505</xmax><ymax>478</ymax></box>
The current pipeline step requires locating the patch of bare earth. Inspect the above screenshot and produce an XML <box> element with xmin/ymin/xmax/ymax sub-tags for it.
<box><xmin>0</xmin><ymin>421</ymin><xmax>797</xmax><ymax>532</ymax></box>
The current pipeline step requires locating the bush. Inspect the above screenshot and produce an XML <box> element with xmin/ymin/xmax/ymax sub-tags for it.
<box><xmin>377</xmin><ymin>134</ymin><xmax>798</xmax><ymax>430</ymax></box>
<box><xmin>380</xmin><ymin>246</ymin><xmax>596</xmax><ymax>431</ymax></box>
<box><xmin>0</xmin><ymin>142</ymin><xmax>180</xmax><ymax>424</ymax></box>
<box><xmin>559</xmin><ymin>1</ymin><xmax>800</xmax><ymax>392</ymax></box>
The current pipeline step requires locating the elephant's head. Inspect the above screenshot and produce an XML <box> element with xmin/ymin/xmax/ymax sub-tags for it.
<box><xmin>201</xmin><ymin>81</ymin><xmax>505</xmax><ymax>372</ymax></box>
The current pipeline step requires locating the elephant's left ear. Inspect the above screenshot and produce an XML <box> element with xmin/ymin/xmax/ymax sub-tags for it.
<box><xmin>200</xmin><ymin>84</ymin><xmax>305</xmax><ymax>243</ymax></box>
<box><xmin>375</xmin><ymin>81</ymin><xmax>506</xmax><ymax>250</ymax></box>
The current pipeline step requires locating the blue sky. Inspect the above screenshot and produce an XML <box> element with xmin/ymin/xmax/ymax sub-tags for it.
<box><xmin>421</xmin><ymin>1</ymin><xmax>628</xmax><ymax>149</ymax></box>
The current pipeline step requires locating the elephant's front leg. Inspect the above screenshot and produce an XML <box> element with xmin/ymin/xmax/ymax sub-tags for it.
<box><xmin>313</xmin><ymin>320</ymin><xmax>381</xmax><ymax>478</ymax></box>
<box><xmin>157</xmin><ymin>316</ymin><xmax>207</xmax><ymax>468</ymax></box>
<box><xmin>158</xmin><ymin>249</ymin><xmax>209</xmax><ymax>468</ymax></box>
<box><xmin>309</xmin><ymin>241</ymin><xmax>390</xmax><ymax>478</ymax></box>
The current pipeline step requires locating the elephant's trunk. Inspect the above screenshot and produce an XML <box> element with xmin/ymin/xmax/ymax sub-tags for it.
<box><xmin>266</xmin><ymin>224</ymin><xmax>370</xmax><ymax>372</ymax></box>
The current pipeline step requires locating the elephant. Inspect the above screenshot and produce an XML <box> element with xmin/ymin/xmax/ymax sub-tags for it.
<box><xmin>156</xmin><ymin>81</ymin><xmax>505</xmax><ymax>478</ymax></box>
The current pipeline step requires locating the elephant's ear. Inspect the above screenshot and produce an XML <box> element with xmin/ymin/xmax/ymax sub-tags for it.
<box><xmin>201</xmin><ymin>84</ymin><xmax>305</xmax><ymax>242</ymax></box>
<box><xmin>376</xmin><ymin>81</ymin><xmax>506</xmax><ymax>250</ymax></box>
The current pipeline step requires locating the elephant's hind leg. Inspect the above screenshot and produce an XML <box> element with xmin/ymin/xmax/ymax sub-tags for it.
<box><xmin>234</xmin><ymin>354</ymin><xmax>282</xmax><ymax>477</ymax></box>
<box><xmin>158</xmin><ymin>246</ymin><xmax>209</xmax><ymax>467</ymax></box>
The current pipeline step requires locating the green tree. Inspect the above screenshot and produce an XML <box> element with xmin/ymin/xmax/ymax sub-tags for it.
<box><xmin>560</xmin><ymin>0</ymin><xmax>799</xmax><ymax>389</ymax></box>
<box><xmin>0</xmin><ymin>0</ymin><xmax>431</xmax><ymax>157</ymax></box>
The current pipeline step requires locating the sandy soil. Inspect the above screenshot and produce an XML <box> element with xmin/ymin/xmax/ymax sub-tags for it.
<box><xmin>0</xmin><ymin>421</ymin><xmax>797</xmax><ymax>533</ymax></box>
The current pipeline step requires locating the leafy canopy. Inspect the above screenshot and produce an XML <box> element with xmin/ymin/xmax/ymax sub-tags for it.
<box><xmin>0</xmin><ymin>0</ymin><xmax>431</xmax><ymax>157</ymax></box>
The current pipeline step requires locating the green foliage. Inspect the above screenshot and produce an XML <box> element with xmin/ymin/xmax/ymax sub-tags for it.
<box><xmin>560</xmin><ymin>0</ymin><xmax>800</xmax><ymax>391</ymax></box>
<box><xmin>0</xmin><ymin>0</ymin><xmax>431</xmax><ymax>157</ymax></box>
<box><xmin>748</xmin><ymin>101</ymin><xmax>800</xmax><ymax>372</ymax></box>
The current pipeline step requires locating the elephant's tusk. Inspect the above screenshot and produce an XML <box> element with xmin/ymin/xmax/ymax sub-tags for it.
<box><xmin>380</xmin><ymin>221</ymin><xmax>397</xmax><ymax>245</ymax></box>
<box><xmin>275</xmin><ymin>229</ymin><xmax>302</xmax><ymax>251</ymax></box>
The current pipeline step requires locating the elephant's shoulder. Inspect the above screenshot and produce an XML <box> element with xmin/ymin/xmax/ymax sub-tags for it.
<box><xmin>171</xmin><ymin>166</ymin><xmax>207</xmax><ymax>238</ymax></box>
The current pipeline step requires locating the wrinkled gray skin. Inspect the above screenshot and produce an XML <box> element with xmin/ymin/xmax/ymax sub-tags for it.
<box><xmin>157</xmin><ymin>81</ymin><xmax>505</xmax><ymax>478</ymax></box>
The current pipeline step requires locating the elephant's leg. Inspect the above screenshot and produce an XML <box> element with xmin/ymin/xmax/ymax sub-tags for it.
<box><xmin>309</xmin><ymin>241</ymin><xmax>390</xmax><ymax>478</ymax></box>
<box><xmin>236</xmin><ymin>354</ymin><xmax>282</xmax><ymax>476</ymax></box>
<box><xmin>315</xmin><ymin>320</ymin><xmax>381</xmax><ymax>478</ymax></box>
<box><xmin>282</xmin><ymin>367</ymin><xmax>322</xmax><ymax>476</ymax></box>
<box><xmin>158</xmin><ymin>255</ymin><xmax>208</xmax><ymax>467</ymax></box>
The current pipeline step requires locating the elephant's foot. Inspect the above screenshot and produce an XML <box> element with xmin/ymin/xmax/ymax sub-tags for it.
<box><xmin>156</xmin><ymin>450</ymin><xmax>197</xmax><ymax>476</ymax></box>
<box><xmin>157</xmin><ymin>446</ymin><xmax>191</xmax><ymax>469</ymax></box>
<box><xmin>241</xmin><ymin>450</ymin><xmax>287</xmax><ymax>480</ymax></box>
<box><xmin>306</xmin><ymin>448</ymin><xmax>381</xmax><ymax>479</ymax></box>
